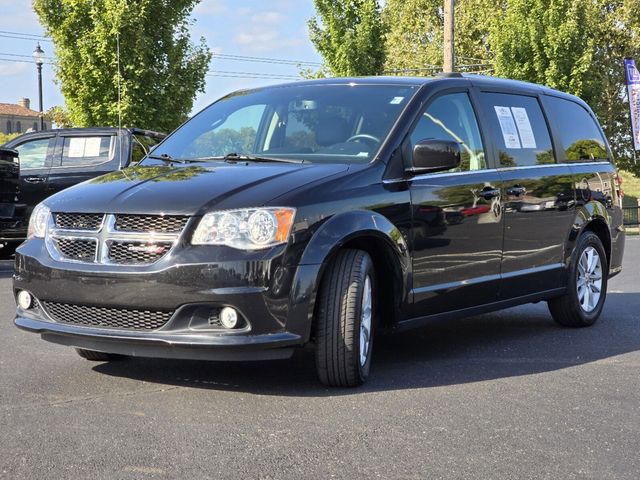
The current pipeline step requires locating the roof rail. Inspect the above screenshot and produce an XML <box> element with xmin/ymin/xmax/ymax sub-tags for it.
<box><xmin>436</xmin><ymin>72</ymin><xmax>463</xmax><ymax>78</ymax></box>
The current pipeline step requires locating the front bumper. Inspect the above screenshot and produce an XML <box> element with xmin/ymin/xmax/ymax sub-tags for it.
<box><xmin>15</xmin><ymin>315</ymin><xmax>299</xmax><ymax>360</ymax></box>
<box><xmin>13</xmin><ymin>238</ymin><xmax>320</xmax><ymax>361</ymax></box>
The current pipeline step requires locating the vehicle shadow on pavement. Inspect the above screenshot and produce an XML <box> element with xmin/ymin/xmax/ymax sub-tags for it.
<box><xmin>93</xmin><ymin>292</ymin><xmax>640</xmax><ymax>396</ymax></box>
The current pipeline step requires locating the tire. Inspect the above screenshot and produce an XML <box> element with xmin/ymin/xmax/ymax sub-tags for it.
<box><xmin>548</xmin><ymin>231</ymin><xmax>608</xmax><ymax>327</ymax></box>
<box><xmin>315</xmin><ymin>249</ymin><xmax>375</xmax><ymax>387</ymax></box>
<box><xmin>75</xmin><ymin>348</ymin><xmax>125</xmax><ymax>361</ymax></box>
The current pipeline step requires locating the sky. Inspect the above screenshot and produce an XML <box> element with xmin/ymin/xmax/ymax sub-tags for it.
<box><xmin>0</xmin><ymin>0</ymin><xmax>323</xmax><ymax>118</ymax></box>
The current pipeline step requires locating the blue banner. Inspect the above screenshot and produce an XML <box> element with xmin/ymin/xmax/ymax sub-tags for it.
<box><xmin>624</xmin><ymin>58</ymin><xmax>640</xmax><ymax>150</ymax></box>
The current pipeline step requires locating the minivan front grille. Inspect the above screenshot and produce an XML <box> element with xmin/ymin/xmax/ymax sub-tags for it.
<box><xmin>47</xmin><ymin>213</ymin><xmax>187</xmax><ymax>266</ymax></box>
<box><xmin>53</xmin><ymin>238</ymin><xmax>97</xmax><ymax>262</ymax></box>
<box><xmin>108</xmin><ymin>241</ymin><xmax>172</xmax><ymax>264</ymax></box>
<box><xmin>41</xmin><ymin>301</ymin><xmax>173</xmax><ymax>330</ymax></box>
<box><xmin>54</xmin><ymin>213</ymin><xmax>104</xmax><ymax>231</ymax></box>
<box><xmin>114</xmin><ymin>215</ymin><xmax>189</xmax><ymax>233</ymax></box>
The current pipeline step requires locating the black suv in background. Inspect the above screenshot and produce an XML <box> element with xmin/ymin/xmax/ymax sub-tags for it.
<box><xmin>1</xmin><ymin>127</ymin><xmax>164</xmax><ymax>249</ymax></box>
<box><xmin>13</xmin><ymin>75</ymin><xmax>624</xmax><ymax>386</ymax></box>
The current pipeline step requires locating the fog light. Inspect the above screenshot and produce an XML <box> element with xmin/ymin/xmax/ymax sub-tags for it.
<box><xmin>220</xmin><ymin>307</ymin><xmax>239</xmax><ymax>329</ymax></box>
<box><xmin>17</xmin><ymin>290</ymin><xmax>33</xmax><ymax>310</ymax></box>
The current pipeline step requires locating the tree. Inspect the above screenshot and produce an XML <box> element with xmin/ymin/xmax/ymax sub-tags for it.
<box><xmin>383</xmin><ymin>0</ymin><xmax>501</xmax><ymax>74</ymax></box>
<box><xmin>33</xmin><ymin>0</ymin><xmax>211</xmax><ymax>133</ymax></box>
<box><xmin>45</xmin><ymin>106</ymin><xmax>73</xmax><ymax>128</ymax></box>
<box><xmin>309</xmin><ymin>0</ymin><xmax>386</xmax><ymax>76</ymax></box>
<box><xmin>490</xmin><ymin>0</ymin><xmax>640</xmax><ymax>173</ymax></box>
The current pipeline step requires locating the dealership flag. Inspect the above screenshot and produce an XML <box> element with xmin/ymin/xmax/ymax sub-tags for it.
<box><xmin>624</xmin><ymin>58</ymin><xmax>640</xmax><ymax>150</ymax></box>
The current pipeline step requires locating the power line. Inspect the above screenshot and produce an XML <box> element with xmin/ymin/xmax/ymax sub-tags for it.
<box><xmin>212</xmin><ymin>53</ymin><xmax>321</xmax><ymax>66</ymax></box>
<box><xmin>0</xmin><ymin>30</ymin><xmax>48</xmax><ymax>39</ymax></box>
<box><xmin>0</xmin><ymin>51</ymin><xmax>56</xmax><ymax>61</ymax></box>
<box><xmin>0</xmin><ymin>33</ymin><xmax>53</xmax><ymax>43</ymax></box>
<box><xmin>1</xmin><ymin>30</ymin><xmax>321</xmax><ymax>66</ymax></box>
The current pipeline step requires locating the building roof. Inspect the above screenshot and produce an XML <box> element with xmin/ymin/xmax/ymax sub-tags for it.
<box><xmin>0</xmin><ymin>103</ymin><xmax>41</xmax><ymax>117</ymax></box>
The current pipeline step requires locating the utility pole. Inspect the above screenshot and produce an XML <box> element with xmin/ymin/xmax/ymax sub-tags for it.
<box><xmin>443</xmin><ymin>0</ymin><xmax>455</xmax><ymax>73</ymax></box>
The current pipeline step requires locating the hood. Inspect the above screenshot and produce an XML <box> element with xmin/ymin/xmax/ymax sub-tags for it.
<box><xmin>44</xmin><ymin>162</ymin><xmax>349</xmax><ymax>215</ymax></box>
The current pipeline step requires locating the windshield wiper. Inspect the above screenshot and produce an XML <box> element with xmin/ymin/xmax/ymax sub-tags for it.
<box><xmin>194</xmin><ymin>153</ymin><xmax>304</xmax><ymax>164</ymax></box>
<box><xmin>147</xmin><ymin>153</ymin><xmax>194</xmax><ymax>164</ymax></box>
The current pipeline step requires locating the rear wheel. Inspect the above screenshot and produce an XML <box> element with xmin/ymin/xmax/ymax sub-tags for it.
<box><xmin>315</xmin><ymin>249</ymin><xmax>375</xmax><ymax>387</ymax></box>
<box><xmin>548</xmin><ymin>231</ymin><xmax>608</xmax><ymax>327</ymax></box>
<box><xmin>75</xmin><ymin>348</ymin><xmax>125</xmax><ymax>361</ymax></box>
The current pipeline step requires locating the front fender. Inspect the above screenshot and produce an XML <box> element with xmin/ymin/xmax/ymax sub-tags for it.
<box><xmin>286</xmin><ymin>210</ymin><xmax>411</xmax><ymax>342</ymax></box>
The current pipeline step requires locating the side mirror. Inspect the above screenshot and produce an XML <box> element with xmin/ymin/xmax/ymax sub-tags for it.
<box><xmin>407</xmin><ymin>139</ymin><xmax>461</xmax><ymax>175</ymax></box>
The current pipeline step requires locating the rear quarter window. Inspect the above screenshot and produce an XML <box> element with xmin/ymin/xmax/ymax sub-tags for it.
<box><xmin>543</xmin><ymin>96</ymin><xmax>609</xmax><ymax>162</ymax></box>
<box><xmin>61</xmin><ymin>136</ymin><xmax>114</xmax><ymax>167</ymax></box>
<box><xmin>479</xmin><ymin>92</ymin><xmax>555</xmax><ymax>167</ymax></box>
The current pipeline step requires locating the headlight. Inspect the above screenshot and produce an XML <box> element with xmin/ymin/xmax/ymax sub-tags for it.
<box><xmin>27</xmin><ymin>203</ymin><xmax>50</xmax><ymax>238</ymax></box>
<box><xmin>192</xmin><ymin>207</ymin><xmax>295</xmax><ymax>250</ymax></box>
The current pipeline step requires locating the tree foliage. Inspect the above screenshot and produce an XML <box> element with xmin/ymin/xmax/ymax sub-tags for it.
<box><xmin>45</xmin><ymin>106</ymin><xmax>74</xmax><ymax>128</ymax></box>
<box><xmin>383</xmin><ymin>0</ymin><xmax>501</xmax><ymax>74</ymax></box>
<box><xmin>309</xmin><ymin>0</ymin><xmax>386</xmax><ymax>76</ymax></box>
<box><xmin>490</xmin><ymin>0</ymin><xmax>640</xmax><ymax>173</ymax></box>
<box><xmin>34</xmin><ymin>0</ymin><xmax>211</xmax><ymax>133</ymax></box>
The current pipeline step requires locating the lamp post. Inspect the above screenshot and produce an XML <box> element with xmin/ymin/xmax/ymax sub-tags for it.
<box><xmin>32</xmin><ymin>43</ymin><xmax>45</xmax><ymax>131</ymax></box>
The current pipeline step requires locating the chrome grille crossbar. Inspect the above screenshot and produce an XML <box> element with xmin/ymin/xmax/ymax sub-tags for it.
<box><xmin>45</xmin><ymin>213</ymin><xmax>185</xmax><ymax>265</ymax></box>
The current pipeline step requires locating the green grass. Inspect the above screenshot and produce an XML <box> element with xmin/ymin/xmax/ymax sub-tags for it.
<box><xmin>619</xmin><ymin>170</ymin><xmax>640</xmax><ymax>197</ymax></box>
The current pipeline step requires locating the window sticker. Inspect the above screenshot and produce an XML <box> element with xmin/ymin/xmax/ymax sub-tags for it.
<box><xmin>510</xmin><ymin>107</ymin><xmax>536</xmax><ymax>148</ymax></box>
<box><xmin>84</xmin><ymin>137</ymin><xmax>102</xmax><ymax>157</ymax></box>
<box><xmin>67</xmin><ymin>137</ymin><xmax>86</xmax><ymax>158</ymax></box>
<box><xmin>494</xmin><ymin>106</ymin><xmax>521</xmax><ymax>149</ymax></box>
<box><xmin>390</xmin><ymin>96</ymin><xmax>404</xmax><ymax>104</ymax></box>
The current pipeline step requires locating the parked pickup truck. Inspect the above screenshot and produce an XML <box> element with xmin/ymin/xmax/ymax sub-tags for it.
<box><xmin>0</xmin><ymin>147</ymin><xmax>24</xmax><ymax>254</ymax></box>
<box><xmin>1</xmin><ymin>127</ymin><xmax>165</xmax><ymax>250</ymax></box>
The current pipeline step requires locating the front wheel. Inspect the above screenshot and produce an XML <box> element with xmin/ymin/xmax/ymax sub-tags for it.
<box><xmin>315</xmin><ymin>249</ymin><xmax>375</xmax><ymax>387</ymax></box>
<box><xmin>548</xmin><ymin>231</ymin><xmax>608</xmax><ymax>327</ymax></box>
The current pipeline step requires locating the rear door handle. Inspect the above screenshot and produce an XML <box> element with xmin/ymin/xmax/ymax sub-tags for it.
<box><xmin>479</xmin><ymin>187</ymin><xmax>500</xmax><ymax>200</ymax></box>
<box><xmin>507</xmin><ymin>185</ymin><xmax>526</xmax><ymax>196</ymax></box>
<box><xmin>23</xmin><ymin>176</ymin><xmax>46</xmax><ymax>184</ymax></box>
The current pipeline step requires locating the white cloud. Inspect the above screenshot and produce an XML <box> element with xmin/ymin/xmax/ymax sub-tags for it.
<box><xmin>193</xmin><ymin>1</ymin><xmax>228</xmax><ymax>16</ymax></box>
<box><xmin>251</xmin><ymin>11</ymin><xmax>285</xmax><ymax>24</ymax></box>
<box><xmin>233</xmin><ymin>31</ymin><xmax>303</xmax><ymax>52</ymax></box>
<box><xmin>0</xmin><ymin>62</ymin><xmax>28</xmax><ymax>77</ymax></box>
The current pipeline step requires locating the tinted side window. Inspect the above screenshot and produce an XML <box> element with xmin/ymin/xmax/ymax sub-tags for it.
<box><xmin>480</xmin><ymin>92</ymin><xmax>554</xmax><ymax>167</ymax></box>
<box><xmin>15</xmin><ymin>137</ymin><xmax>52</xmax><ymax>169</ymax></box>
<box><xmin>131</xmin><ymin>134</ymin><xmax>161</xmax><ymax>164</ymax></box>
<box><xmin>61</xmin><ymin>136</ymin><xmax>114</xmax><ymax>167</ymax></box>
<box><xmin>544</xmin><ymin>96</ymin><xmax>608</xmax><ymax>162</ymax></box>
<box><xmin>410</xmin><ymin>92</ymin><xmax>486</xmax><ymax>172</ymax></box>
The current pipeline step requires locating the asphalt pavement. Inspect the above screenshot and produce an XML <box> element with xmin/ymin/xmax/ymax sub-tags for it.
<box><xmin>1</xmin><ymin>240</ymin><xmax>639</xmax><ymax>479</ymax></box>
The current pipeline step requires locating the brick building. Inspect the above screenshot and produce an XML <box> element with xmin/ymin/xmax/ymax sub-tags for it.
<box><xmin>0</xmin><ymin>98</ymin><xmax>51</xmax><ymax>134</ymax></box>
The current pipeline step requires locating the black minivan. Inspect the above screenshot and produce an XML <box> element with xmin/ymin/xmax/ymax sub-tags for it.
<box><xmin>13</xmin><ymin>75</ymin><xmax>625</xmax><ymax>386</ymax></box>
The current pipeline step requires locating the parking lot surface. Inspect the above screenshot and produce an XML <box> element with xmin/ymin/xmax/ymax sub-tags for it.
<box><xmin>1</xmin><ymin>239</ymin><xmax>639</xmax><ymax>479</ymax></box>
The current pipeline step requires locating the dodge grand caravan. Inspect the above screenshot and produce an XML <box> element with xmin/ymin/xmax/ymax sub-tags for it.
<box><xmin>13</xmin><ymin>75</ymin><xmax>625</xmax><ymax>387</ymax></box>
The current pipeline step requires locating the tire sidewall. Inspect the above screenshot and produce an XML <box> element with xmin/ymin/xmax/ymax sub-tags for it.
<box><xmin>568</xmin><ymin>232</ymin><xmax>608</xmax><ymax>325</ymax></box>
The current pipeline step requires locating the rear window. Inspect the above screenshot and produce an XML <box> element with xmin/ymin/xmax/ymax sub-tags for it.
<box><xmin>61</xmin><ymin>136</ymin><xmax>114</xmax><ymax>167</ymax></box>
<box><xmin>479</xmin><ymin>92</ymin><xmax>555</xmax><ymax>167</ymax></box>
<box><xmin>543</xmin><ymin>96</ymin><xmax>608</xmax><ymax>162</ymax></box>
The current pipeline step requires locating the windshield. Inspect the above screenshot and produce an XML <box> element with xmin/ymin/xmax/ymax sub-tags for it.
<box><xmin>150</xmin><ymin>83</ymin><xmax>418</xmax><ymax>164</ymax></box>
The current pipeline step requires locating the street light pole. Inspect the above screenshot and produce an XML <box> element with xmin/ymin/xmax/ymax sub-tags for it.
<box><xmin>33</xmin><ymin>43</ymin><xmax>45</xmax><ymax>131</ymax></box>
<box><xmin>443</xmin><ymin>0</ymin><xmax>455</xmax><ymax>73</ymax></box>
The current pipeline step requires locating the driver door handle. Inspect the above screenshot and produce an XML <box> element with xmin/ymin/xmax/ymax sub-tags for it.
<box><xmin>479</xmin><ymin>187</ymin><xmax>500</xmax><ymax>200</ymax></box>
<box><xmin>507</xmin><ymin>185</ymin><xmax>526</xmax><ymax>197</ymax></box>
<box><xmin>23</xmin><ymin>176</ymin><xmax>46</xmax><ymax>184</ymax></box>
